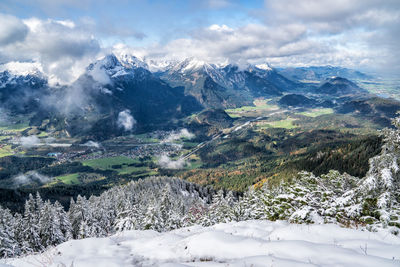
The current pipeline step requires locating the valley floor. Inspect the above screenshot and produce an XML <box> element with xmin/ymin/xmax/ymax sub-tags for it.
<box><xmin>2</xmin><ymin>220</ymin><xmax>400</xmax><ymax>267</ymax></box>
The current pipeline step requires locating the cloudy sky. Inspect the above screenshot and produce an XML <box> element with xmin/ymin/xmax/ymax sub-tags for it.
<box><xmin>0</xmin><ymin>0</ymin><xmax>399</xmax><ymax>83</ymax></box>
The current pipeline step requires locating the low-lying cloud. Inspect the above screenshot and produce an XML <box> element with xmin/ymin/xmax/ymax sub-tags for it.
<box><xmin>82</xmin><ymin>140</ymin><xmax>101</xmax><ymax>148</ymax></box>
<box><xmin>12</xmin><ymin>171</ymin><xmax>52</xmax><ymax>187</ymax></box>
<box><xmin>117</xmin><ymin>109</ymin><xmax>136</xmax><ymax>131</ymax></box>
<box><xmin>89</xmin><ymin>62</ymin><xmax>111</xmax><ymax>85</ymax></box>
<box><xmin>158</xmin><ymin>154</ymin><xmax>187</xmax><ymax>169</ymax></box>
<box><xmin>163</xmin><ymin>128</ymin><xmax>195</xmax><ymax>143</ymax></box>
<box><xmin>20</xmin><ymin>135</ymin><xmax>40</xmax><ymax>148</ymax></box>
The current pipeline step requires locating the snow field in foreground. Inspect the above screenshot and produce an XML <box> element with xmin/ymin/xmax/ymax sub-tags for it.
<box><xmin>2</xmin><ymin>220</ymin><xmax>400</xmax><ymax>267</ymax></box>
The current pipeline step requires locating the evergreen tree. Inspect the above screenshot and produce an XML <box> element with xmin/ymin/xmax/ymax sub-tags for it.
<box><xmin>54</xmin><ymin>201</ymin><xmax>72</xmax><ymax>241</ymax></box>
<box><xmin>0</xmin><ymin>206</ymin><xmax>20</xmax><ymax>257</ymax></box>
<box><xmin>68</xmin><ymin>195</ymin><xmax>87</xmax><ymax>239</ymax></box>
<box><xmin>22</xmin><ymin>194</ymin><xmax>42</xmax><ymax>252</ymax></box>
<box><xmin>183</xmin><ymin>204</ymin><xmax>207</xmax><ymax>226</ymax></box>
<box><xmin>114</xmin><ymin>201</ymin><xmax>141</xmax><ymax>231</ymax></box>
<box><xmin>203</xmin><ymin>190</ymin><xmax>232</xmax><ymax>226</ymax></box>
<box><xmin>39</xmin><ymin>201</ymin><xmax>64</xmax><ymax>247</ymax></box>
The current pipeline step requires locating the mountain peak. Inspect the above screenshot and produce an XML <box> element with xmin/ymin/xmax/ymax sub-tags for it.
<box><xmin>114</xmin><ymin>53</ymin><xmax>148</xmax><ymax>70</ymax></box>
<box><xmin>172</xmin><ymin>57</ymin><xmax>211</xmax><ymax>73</ymax></box>
<box><xmin>255</xmin><ymin>63</ymin><xmax>273</xmax><ymax>71</ymax></box>
<box><xmin>145</xmin><ymin>58</ymin><xmax>178</xmax><ymax>72</ymax></box>
<box><xmin>0</xmin><ymin>61</ymin><xmax>44</xmax><ymax>77</ymax></box>
<box><xmin>86</xmin><ymin>53</ymin><xmax>151</xmax><ymax>81</ymax></box>
<box><xmin>317</xmin><ymin>76</ymin><xmax>367</xmax><ymax>95</ymax></box>
<box><xmin>0</xmin><ymin>62</ymin><xmax>47</xmax><ymax>90</ymax></box>
<box><xmin>88</xmin><ymin>54</ymin><xmax>121</xmax><ymax>71</ymax></box>
<box><xmin>220</xmin><ymin>62</ymin><xmax>273</xmax><ymax>74</ymax></box>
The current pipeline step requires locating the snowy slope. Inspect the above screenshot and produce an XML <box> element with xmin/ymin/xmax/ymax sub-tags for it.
<box><xmin>3</xmin><ymin>220</ymin><xmax>400</xmax><ymax>267</ymax></box>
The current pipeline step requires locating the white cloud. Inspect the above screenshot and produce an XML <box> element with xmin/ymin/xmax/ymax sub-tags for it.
<box><xmin>82</xmin><ymin>140</ymin><xmax>101</xmax><ymax>148</ymax></box>
<box><xmin>89</xmin><ymin>63</ymin><xmax>111</xmax><ymax>85</ymax></box>
<box><xmin>1</xmin><ymin>0</ymin><xmax>400</xmax><ymax>80</ymax></box>
<box><xmin>0</xmin><ymin>14</ymin><xmax>101</xmax><ymax>85</ymax></box>
<box><xmin>261</xmin><ymin>0</ymin><xmax>400</xmax><ymax>73</ymax></box>
<box><xmin>128</xmin><ymin>0</ymin><xmax>400</xmax><ymax>74</ymax></box>
<box><xmin>0</xmin><ymin>13</ymin><xmax>28</xmax><ymax>45</ymax></box>
<box><xmin>163</xmin><ymin>129</ymin><xmax>195</xmax><ymax>143</ymax></box>
<box><xmin>140</xmin><ymin>23</ymin><xmax>314</xmax><ymax>66</ymax></box>
<box><xmin>12</xmin><ymin>171</ymin><xmax>51</xmax><ymax>187</ymax></box>
<box><xmin>54</xmin><ymin>19</ymin><xmax>75</xmax><ymax>28</ymax></box>
<box><xmin>158</xmin><ymin>154</ymin><xmax>187</xmax><ymax>169</ymax></box>
<box><xmin>20</xmin><ymin>135</ymin><xmax>40</xmax><ymax>148</ymax></box>
<box><xmin>117</xmin><ymin>109</ymin><xmax>136</xmax><ymax>131</ymax></box>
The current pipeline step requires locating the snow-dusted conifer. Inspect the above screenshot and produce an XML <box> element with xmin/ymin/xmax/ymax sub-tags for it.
<box><xmin>68</xmin><ymin>195</ymin><xmax>86</xmax><ymax>239</ymax></box>
<box><xmin>39</xmin><ymin>201</ymin><xmax>64</xmax><ymax>247</ymax></box>
<box><xmin>204</xmin><ymin>190</ymin><xmax>232</xmax><ymax>225</ymax></box>
<box><xmin>0</xmin><ymin>206</ymin><xmax>20</xmax><ymax>257</ymax></box>
<box><xmin>114</xmin><ymin>200</ymin><xmax>141</xmax><ymax>231</ymax></box>
<box><xmin>22</xmin><ymin>194</ymin><xmax>42</xmax><ymax>252</ymax></box>
<box><xmin>54</xmin><ymin>201</ymin><xmax>72</xmax><ymax>241</ymax></box>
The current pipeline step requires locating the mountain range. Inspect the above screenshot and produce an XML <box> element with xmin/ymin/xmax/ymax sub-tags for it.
<box><xmin>278</xmin><ymin>65</ymin><xmax>373</xmax><ymax>82</ymax></box>
<box><xmin>0</xmin><ymin>53</ymin><xmax>385</xmax><ymax>139</ymax></box>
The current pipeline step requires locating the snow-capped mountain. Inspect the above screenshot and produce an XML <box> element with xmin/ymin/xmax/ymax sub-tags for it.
<box><xmin>169</xmin><ymin>57</ymin><xmax>211</xmax><ymax>73</ymax></box>
<box><xmin>0</xmin><ymin>53</ymin><xmax>380</xmax><ymax>139</ymax></box>
<box><xmin>0</xmin><ymin>54</ymin><xmax>203</xmax><ymax>139</ymax></box>
<box><xmin>0</xmin><ymin>54</ymin><xmax>295</xmax><ymax>112</ymax></box>
<box><xmin>86</xmin><ymin>53</ymin><xmax>157</xmax><ymax>83</ymax></box>
<box><xmin>69</xmin><ymin>54</ymin><xmax>203</xmax><ymax>138</ymax></box>
<box><xmin>86</xmin><ymin>54</ymin><xmax>137</xmax><ymax>80</ymax></box>
<box><xmin>0</xmin><ymin>61</ymin><xmax>44</xmax><ymax>78</ymax></box>
<box><xmin>0</xmin><ymin>61</ymin><xmax>47</xmax><ymax>90</ymax></box>
<box><xmin>0</xmin><ymin>54</ymin><xmax>297</xmax><ymax>122</ymax></box>
<box><xmin>161</xmin><ymin>57</ymin><xmax>277</xmax><ymax>86</ymax></box>
<box><xmin>0</xmin><ymin>71</ymin><xmax>46</xmax><ymax>89</ymax></box>
<box><xmin>0</xmin><ymin>69</ymin><xmax>48</xmax><ymax>115</ymax></box>
<box><xmin>155</xmin><ymin>57</ymin><xmax>297</xmax><ymax>108</ymax></box>
<box><xmin>162</xmin><ymin>57</ymin><xmax>232</xmax><ymax>89</ymax></box>
<box><xmin>114</xmin><ymin>52</ymin><xmax>149</xmax><ymax>70</ymax></box>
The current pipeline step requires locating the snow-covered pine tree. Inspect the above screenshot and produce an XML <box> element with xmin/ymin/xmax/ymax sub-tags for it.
<box><xmin>158</xmin><ymin>184</ymin><xmax>176</xmax><ymax>231</ymax></box>
<box><xmin>54</xmin><ymin>201</ymin><xmax>72</xmax><ymax>241</ymax></box>
<box><xmin>114</xmin><ymin>200</ymin><xmax>141</xmax><ymax>231</ymax></box>
<box><xmin>143</xmin><ymin>195</ymin><xmax>161</xmax><ymax>231</ymax></box>
<box><xmin>78</xmin><ymin>220</ymin><xmax>90</xmax><ymax>239</ymax></box>
<box><xmin>21</xmin><ymin>194</ymin><xmax>42</xmax><ymax>252</ymax></box>
<box><xmin>351</xmin><ymin>116</ymin><xmax>400</xmax><ymax>229</ymax></box>
<box><xmin>233</xmin><ymin>189</ymin><xmax>262</xmax><ymax>221</ymax></box>
<box><xmin>203</xmin><ymin>190</ymin><xmax>233</xmax><ymax>226</ymax></box>
<box><xmin>86</xmin><ymin>196</ymin><xmax>108</xmax><ymax>237</ymax></box>
<box><xmin>183</xmin><ymin>203</ymin><xmax>207</xmax><ymax>227</ymax></box>
<box><xmin>39</xmin><ymin>201</ymin><xmax>65</xmax><ymax>247</ymax></box>
<box><xmin>68</xmin><ymin>195</ymin><xmax>87</xmax><ymax>239</ymax></box>
<box><xmin>0</xmin><ymin>206</ymin><xmax>20</xmax><ymax>258</ymax></box>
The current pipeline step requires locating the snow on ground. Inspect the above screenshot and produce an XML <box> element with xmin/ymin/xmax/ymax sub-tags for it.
<box><xmin>2</xmin><ymin>220</ymin><xmax>400</xmax><ymax>267</ymax></box>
